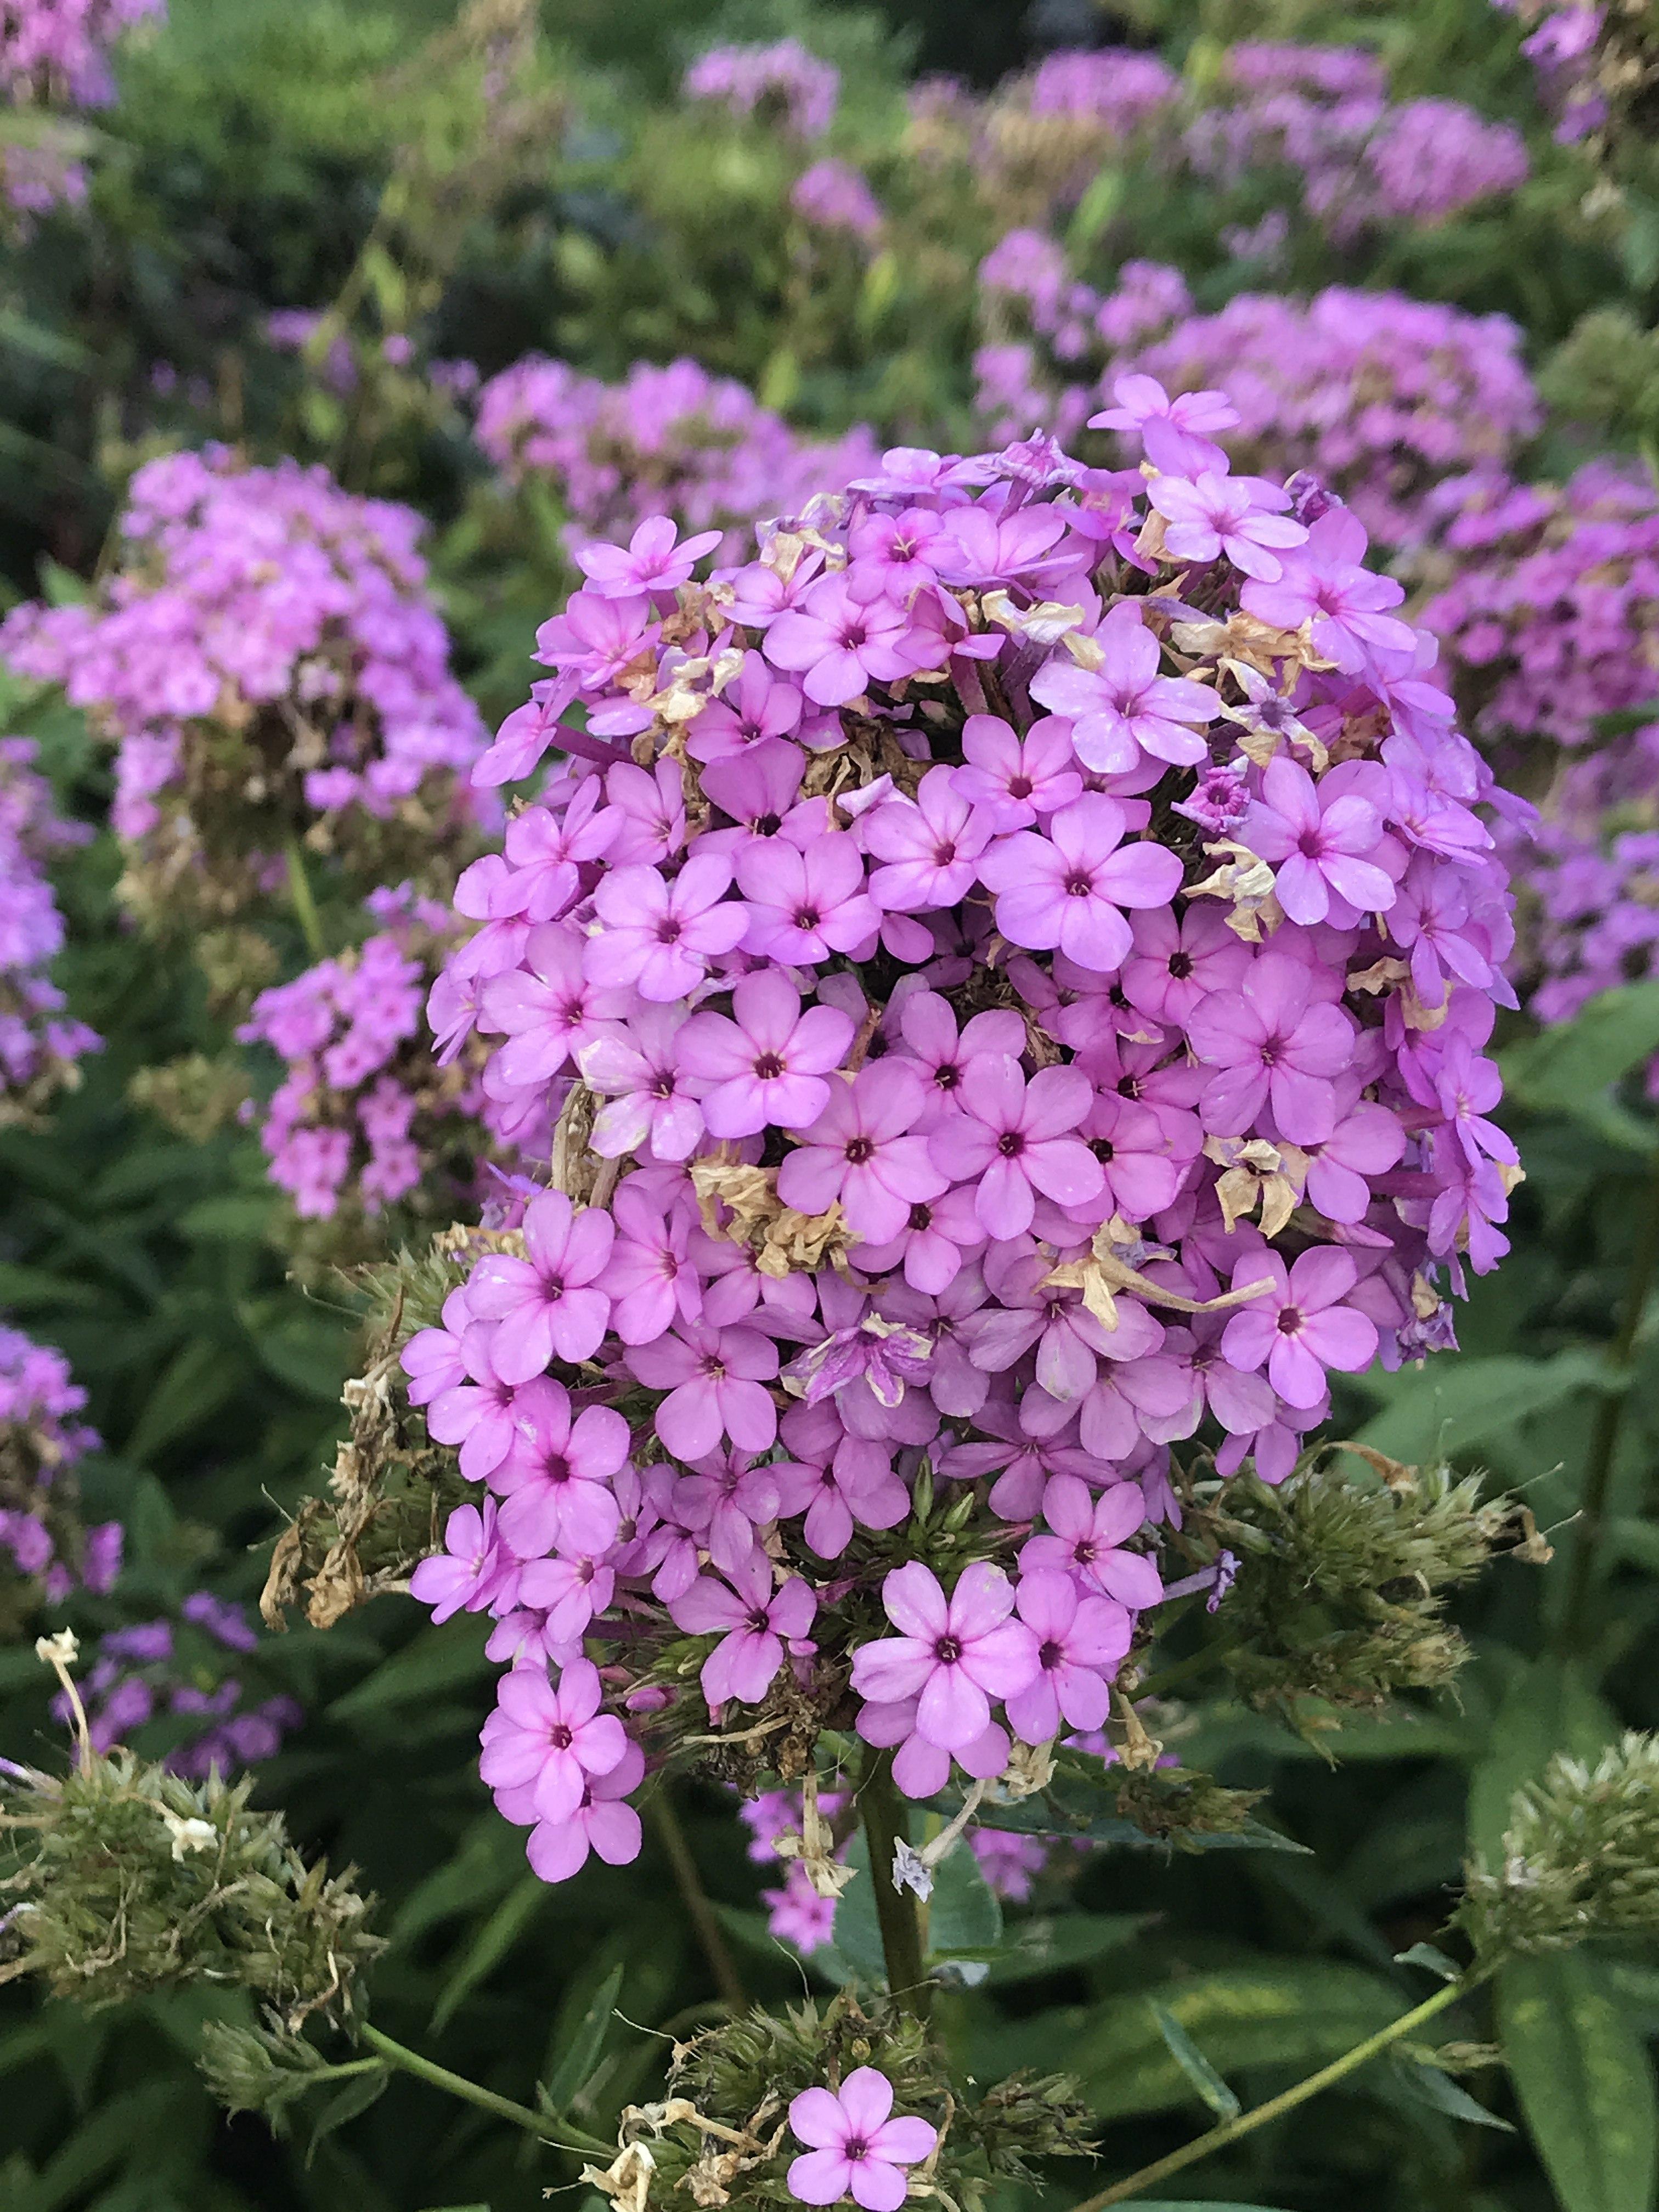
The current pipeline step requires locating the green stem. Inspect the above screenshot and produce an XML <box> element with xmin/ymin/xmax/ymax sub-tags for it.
<box><xmin>648</xmin><ymin>1789</ymin><xmax>747</xmax><ymax>2013</ymax></box>
<box><xmin>284</xmin><ymin>836</ymin><xmax>327</xmax><ymax>963</ymax></box>
<box><xmin>359</xmin><ymin>2023</ymin><xmax>610</xmax><ymax>2157</ymax></box>
<box><xmin>1560</xmin><ymin>1145</ymin><xmax>1659</xmax><ymax>1652</ymax></box>
<box><xmin>857</xmin><ymin>1745</ymin><xmax>930</xmax><ymax>2022</ymax></box>
<box><xmin>1065</xmin><ymin>1973</ymin><xmax>1479</xmax><ymax>2211</ymax></box>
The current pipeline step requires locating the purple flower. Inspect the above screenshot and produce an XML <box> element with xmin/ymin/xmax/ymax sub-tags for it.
<box><xmin>1147</xmin><ymin>469</ymin><xmax>1306</xmax><ymax>582</ymax></box>
<box><xmin>1030</xmin><ymin>607</ymin><xmax>1222</xmax><ymax>771</ymax></box>
<box><xmin>1220</xmin><ymin>1246</ymin><xmax>1380</xmax><ymax>1408</ymax></box>
<box><xmin>864</xmin><ymin>766</ymin><xmax>995</xmax><ymax>913</ymax></box>
<box><xmin>765</xmin><ymin>574</ymin><xmax>942</xmax><ymax>706</ymax></box>
<box><xmin>978</xmin><ymin>796</ymin><xmax>1184</xmax><ymax>974</ymax></box>
<box><xmin>1020</xmin><ymin>1475</ymin><xmax>1163</xmax><ymax>1609</ymax></box>
<box><xmin>1243</xmin><ymin>754</ymin><xmax>1397</xmax><ymax>924</ymax></box>
<box><xmin>1005</xmin><ymin>1568</ymin><xmax>1132</xmax><ymax>1743</ymax></box>
<box><xmin>774</xmin><ymin>1434</ymin><xmax>909</xmax><ymax>1558</ymax></box>
<box><xmin>466</xmin><ymin>1191</ymin><xmax>615</xmax><ymax>1380</ymax></box>
<box><xmin>410</xmin><ymin>1501</ymin><xmax>511</xmax><ymax>1623</ymax></box>
<box><xmin>672</xmin><ymin>1449</ymin><xmax>783</xmax><ymax>1577</ymax></box>
<box><xmin>778</xmin><ymin>1062</ymin><xmax>948</xmax><ymax>1242</ymax></box>
<box><xmin>936</xmin><ymin>1058</ymin><xmax>1103</xmax><ymax>1240</ymax></box>
<box><xmin>950</xmin><ymin>712</ymin><xmax>1083</xmax><ymax>830</ymax></box>
<box><xmin>736</xmin><ymin>833</ymin><xmax>879</xmax><ymax>964</ymax></box>
<box><xmin>627</xmin><ymin>1319</ymin><xmax>781</xmax><ymax>1459</ymax></box>
<box><xmin>479</xmin><ymin>1657</ymin><xmax>628</xmax><ymax>1822</ymax></box>
<box><xmin>892</xmin><ymin>989</ymin><xmax>1026</xmax><ymax>1126</ymax></box>
<box><xmin>1304</xmin><ymin>1100</ymin><xmax>1406</xmax><ymax>1222</ymax></box>
<box><xmin>1187</xmin><ymin>951</ymin><xmax>1355</xmax><ymax>1144</ymax></box>
<box><xmin>1122</xmin><ymin>904</ymin><xmax>1251</xmax><ymax>1028</ymax></box>
<box><xmin>585</xmin><ymin>857</ymin><xmax>749</xmax><ymax>1002</ymax></box>
<box><xmin>678</xmin><ymin>972</ymin><xmax>854</xmax><ymax>1136</ymax></box>
<box><xmin>850</xmin><ymin>1560</ymin><xmax>1039</xmax><ymax>1750</ymax></box>
<box><xmin>579</xmin><ymin>1005</ymin><xmax>708</xmax><ymax>1161</ymax></box>
<box><xmin>670</xmin><ymin>1551</ymin><xmax>817</xmax><ymax>1706</ymax></box>
<box><xmin>787</xmin><ymin>2070</ymin><xmax>938</xmax><ymax>2212</ymax></box>
<box><xmin>482</xmin><ymin>923</ymin><xmax>632</xmax><ymax>1087</ymax></box>
<box><xmin>488</xmin><ymin>1379</ymin><xmax>629</xmax><ymax>1559</ymax></box>
<box><xmin>575</xmin><ymin>515</ymin><xmax>722</xmax><ymax>598</ymax></box>
<box><xmin>853</xmin><ymin>1183</ymin><xmax>986</xmax><ymax>1294</ymax></box>
<box><xmin>1242</xmin><ymin>509</ymin><xmax>1416</xmax><ymax>672</ymax></box>
<box><xmin>524</xmin><ymin>1739</ymin><xmax>645</xmax><ymax>1885</ymax></box>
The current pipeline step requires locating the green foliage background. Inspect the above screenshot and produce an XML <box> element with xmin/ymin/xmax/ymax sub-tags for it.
<box><xmin>3</xmin><ymin>2</ymin><xmax>1659</xmax><ymax>2208</ymax></box>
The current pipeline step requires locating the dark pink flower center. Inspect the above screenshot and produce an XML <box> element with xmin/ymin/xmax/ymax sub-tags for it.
<box><xmin>1064</xmin><ymin>871</ymin><xmax>1094</xmax><ymax>898</ymax></box>
<box><xmin>656</xmin><ymin>917</ymin><xmax>684</xmax><ymax>944</ymax></box>
<box><xmin>1039</xmin><ymin>1638</ymin><xmax>1064</xmax><ymax>1671</ymax></box>
<box><xmin>934</xmin><ymin>1635</ymin><xmax>963</xmax><ymax>1664</ymax></box>
<box><xmin>997</xmin><ymin>1130</ymin><xmax>1026</xmax><ymax>1157</ymax></box>
<box><xmin>1276</xmin><ymin>1306</ymin><xmax>1304</xmax><ymax>1335</ymax></box>
<box><xmin>544</xmin><ymin>1453</ymin><xmax>571</xmax><ymax>1485</ymax></box>
<box><xmin>753</xmin><ymin>812</ymin><xmax>781</xmax><ymax>836</ymax></box>
<box><xmin>907</xmin><ymin>1203</ymin><xmax>934</xmax><ymax>1231</ymax></box>
<box><xmin>747</xmin><ymin>1606</ymin><xmax>771</xmax><ymax>1634</ymax></box>
<box><xmin>753</xmin><ymin>1051</ymin><xmax>786</xmax><ymax>1080</ymax></box>
<box><xmin>932</xmin><ymin>840</ymin><xmax>958</xmax><ymax>865</ymax></box>
<box><xmin>845</xmin><ymin>1136</ymin><xmax>876</xmax><ymax>1164</ymax></box>
<box><xmin>845</xmin><ymin>2140</ymin><xmax>870</xmax><ymax>2163</ymax></box>
<box><xmin>1168</xmin><ymin>950</ymin><xmax>1193</xmax><ymax>979</ymax></box>
<box><xmin>794</xmin><ymin>906</ymin><xmax>822</xmax><ymax>930</ymax></box>
<box><xmin>700</xmin><ymin>1355</ymin><xmax>729</xmax><ymax>1380</ymax></box>
<box><xmin>548</xmin><ymin>1722</ymin><xmax>573</xmax><ymax>1749</ymax></box>
<box><xmin>1007</xmin><ymin>773</ymin><xmax>1033</xmax><ymax>798</ymax></box>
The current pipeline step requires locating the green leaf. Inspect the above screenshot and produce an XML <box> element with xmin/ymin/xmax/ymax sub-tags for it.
<box><xmin>539</xmin><ymin>1960</ymin><xmax>626</xmax><ymax>2116</ymax></box>
<box><xmin>830</xmin><ymin>1833</ymin><xmax>885</xmax><ymax>1982</ymax></box>
<box><xmin>1393</xmin><ymin>2058</ymin><xmax>1513</xmax><ymax>2132</ymax></box>
<box><xmin>1076</xmin><ymin>1963</ymin><xmax>1401</xmax><ymax>2121</ymax></box>
<box><xmin>1395</xmin><ymin>1943</ymin><xmax>1461</xmax><ymax>1983</ymax></box>
<box><xmin>327</xmin><ymin>1617</ymin><xmax>492</xmax><ymax>1722</ymax></box>
<box><xmin>123</xmin><ymin>1336</ymin><xmax>246</xmax><ymax>1464</ymax></box>
<box><xmin>1499</xmin><ymin>1952</ymin><xmax>1659</xmax><ymax>2212</ymax></box>
<box><xmin>1502</xmin><ymin>981</ymin><xmax>1659</xmax><ymax>1114</ymax></box>
<box><xmin>977</xmin><ymin>1912</ymin><xmax>1147</xmax><ymax>1985</ymax></box>
<box><xmin>304</xmin><ymin>2069</ymin><xmax>389</xmax><ymax>2165</ymax></box>
<box><xmin>430</xmin><ymin>1875</ymin><xmax>550</xmax><ymax>2034</ymax></box>
<box><xmin>1466</xmin><ymin>1658</ymin><xmax>1618</xmax><ymax>1867</ymax></box>
<box><xmin>926</xmin><ymin>1843</ymin><xmax>1001</xmax><ymax>1960</ymax></box>
<box><xmin>1354</xmin><ymin>1348</ymin><xmax>1612</xmax><ymax>1465</ymax></box>
<box><xmin>1152</xmin><ymin>2000</ymin><xmax>1241</xmax><ymax>2120</ymax></box>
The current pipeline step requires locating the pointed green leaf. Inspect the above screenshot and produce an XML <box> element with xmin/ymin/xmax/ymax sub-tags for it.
<box><xmin>539</xmin><ymin>1961</ymin><xmax>625</xmax><ymax>2116</ymax></box>
<box><xmin>926</xmin><ymin>1842</ymin><xmax>1001</xmax><ymax>1960</ymax></box>
<box><xmin>1152</xmin><ymin>2000</ymin><xmax>1241</xmax><ymax>2120</ymax></box>
<box><xmin>431</xmin><ymin>1875</ymin><xmax>550</xmax><ymax>2034</ymax></box>
<box><xmin>305</xmin><ymin>2069</ymin><xmax>389</xmax><ymax>2166</ymax></box>
<box><xmin>1394</xmin><ymin>2059</ymin><xmax>1512</xmax><ymax>2130</ymax></box>
<box><xmin>1499</xmin><ymin>1952</ymin><xmax>1658</xmax><ymax>2212</ymax></box>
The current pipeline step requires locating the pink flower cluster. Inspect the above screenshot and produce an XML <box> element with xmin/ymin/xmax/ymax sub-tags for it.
<box><xmin>682</xmin><ymin>39</ymin><xmax>839</xmax><ymax>139</ymax></box>
<box><xmin>0</xmin><ymin>0</ymin><xmax>160</xmax><ymax>108</ymax></box>
<box><xmin>402</xmin><ymin>398</ymin><xmax>1517</xmax><ymax>1887</ymax></box>
<box><xmin>0</xmin><ymin>1323</ymin><xmax>120</xmax><ymax>1607</ymax></box>
<box><xmin>55</xmin><ymin>1595</ymin><xmax>303</xmax><ymax>1777</ymax></box>
<box><xmin>0</xmin><ymin>735</ymin><xmax>99</xmax><ymax>1119</ymax></box>
<box><xmin>238</xmin><ymin>884</ymin><xmax>540</xmax><ymax>1226</ymax></box>
<box><xmin>475</xmin><ymin>357</ymin><xmax>880</xmax><ymax>576</ymax></box>
<box><xmin>976</xmin><ymin>256</ymin><xmax>1539</xmax><ymax>553</ymax></box>
<box><xmin>0</xmin><ymin>448</ymin><xmax>486</xmax><ymax>916</ymax></box>
<box><xmin>1496</xmin><ymin>0</ymin><xmax>1607</xmax><ymax>144</ymax></box>
<box><xmin>1023</xmin><ymin>47</ymin><xmax>1181</xmax><ymax>133</ymax></box>
<box><xmin>1182</xmin><ymin>41</ymin><xmax>1528</xmax><ymax>236</ymax></box>
<box><xmin>791</xmin><ymin>158</ymin><xmax>884</xmax><ymax>245</ymax></box>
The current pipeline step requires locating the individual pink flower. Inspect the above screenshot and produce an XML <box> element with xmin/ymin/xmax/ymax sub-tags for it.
<box><xmin>687</xmin><ymin>650</ymin><xmax>805</xmax><ymax>763</ymax></box>
<box><xmin>979</xmin><ymin>795</ymin><xmax>1184</xmax><ymax>975</ymax></box>
<box><xmin>1302</xmin><ymin>1101</ymin><xmax>1406</xmax><ymax>1222</ymax></box>
<box><xmin>854</xmin><ymin>1690</ymin><xmax>1011</xmax><ymax>1799</ymax></box>
<box><xmin>575</xmin><ymin>515</ymin><xmax>721</xmax><ymax>597</ymax></box>
<box><xmin>737</xmin><ymin>832</ymin><xmax>879</xmax><ymax>964</ymax></box>
<box><xmin>487</xmin><ymin>1378</ymin><xmax>629</xmax><ymax>1559</ymax></box>
<box><xmin>601</xmin><ymin>758</ymin><xmax>689</xmax><ymax>867</ymax></box>
<box><xmin>410</xmin><ymin>1500</ymin><xmax>510</xmax><ymax>1623</ymax></box>
<box><xmin>670</xmin><ymin>1551</ymin><xmax>817</xmax><ymax>1707</ymax></box>
<box><xmin>764</xmin><ymin>573</ymin><xmax>943</xmax><ymax>706</ymax></box>
<box><xmin>599</xmin><ymin>1175</ymin><xmax>703</xmax><ymax>1345</ymax></box>
<box><xmin>1243</xmin><ymin>754</ymin><xmax>1398</xmax><ymax>924</ymax></box>
<box><xmin>585</xmin><ymin>856</ymin><xmax>749</xmax><ymax>1002</ymax></box>
<box><xmin>787</xmin><ymin>2069</ymin><xmax>938</xmax><ymax>2212</ymax></box>
<box><xmin>1241</xmin><ymin>509</ymin><xmax>1416</xmax><ymax>673</ymax></box>
<box><xmin>1080</xmin><ymin>1091</ymin><xmax>1188</xmax><ymax>1221</ymax></box>
<box><xmin>893</xmin><ymin>990</ymin><xmax>1026</xmax><ymax>1126</ymax></box>
<box><xmin>853</xmin><ymin>1183</ymin><xmax>986</xmax><ymax>1294</ymax></box>
<box><xmin>1187</xmin><ymin>951</ymin><xmax>1355</xmax><ymax>1144</ymax></box>
<box><xmin>627</xmin><ymin>1319</ymin><xmax>781</xmax><ymax>1459</ymax></box>
<box><xmin>524</xmin><ymin>1739</ymin><xmax>645</xmax><ymax>1884</ymax></box>
<box><xmin>1121</xmin><ymin>902</ymin><xmax>1252</xmax><ymax>1028</ymax></box>
<box><xmin>849</xmin><ymin>1560</ymin><xmax>1039</xmax><ymax>1750</ymax></box>
<box><xmin>1021</xmin><ymin>1475</ymin><xmax>1163</xmax><ymax>1609</ymax></box>
<box><xmin>1029</xmin><ymin>607</ymin><xmax>1221</xmax><ymax>771</ymax></box>
<box><xmin>466</xmin><ymin>1190</ymin><xmax>616</xmax><ymax>1380</ymax></box>
<box><xmin>864</xmin><ymin>766</ymin><xmax>995</xmax><ymax>912</ymax></box>
<box><xmin>1005</xmin><ymin>1568</ymin><xmax>1132</xmax><ymax>1743</ymax></box>
<box><xmin>479</xmin><ymin>1656</ymin><xmax>628</xmax><ymax>1822</ymax></box>
<box><xmin>579</xmin><ymin>1004</ymin><xmax>708</xmax><ymax>1160</ymax></box>
<box><xmin>672</xmin><ymin>1449</ymin><xmax>783</xmax><ymax>1577</ymax></box>
<box><xmin>949</xmin><ymin>713</ymin><xmax>1083</xmax><ymax>831</ymax></box>
<box><xmin>678</xmin><ymin>972</ymin><xmax>855</xmax><ymax>1137</ymax></box>
<box><xmin>1220</xmin><ymin>1246</ymin><xmax>1380</xmax><ymax>1409</ymax></box>
<box><xmin>1146</xmin><ymin>469</ymin><xmax>1306</xmax><ymax>582</ymax></box>
<box><xmin>777</xmin><ymin>1062</ymin><xmax>949</xmax><ymax>1242</ymax></box>
<box><xmin>936</xmin><ymin>1058</ymin><xmax>1103</xmax><ymax>1239</ymax></box>
<box><xmin>482</xmin><ymin>922</ymin><xmax>632</xmax><ymax>1087</ymax></box>
<box><xmin>773</xmin><ymin>1435</ymin><xmax>909</xmax><ymax>1558</ymax></box>
<box><xmin>460</xmin><ymin>780</ymin><xmax>618</xmax><ymax>921</ymax></box>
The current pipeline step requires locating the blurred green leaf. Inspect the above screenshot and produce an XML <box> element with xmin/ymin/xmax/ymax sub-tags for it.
<box><xmin>1499</xmin><ymin>1953</ymin><xmax>1658</xmax><ymax>2212</ymax></box>
<box><xmin>1152</xmin><ymin>2000</ymin><xmax>1241</xmax><ymax>2120</ymax></box>
<box><xmin>539</xmin><ymin>1960</ymin><xmax>625</xmax><ymax>2115</ymax></box>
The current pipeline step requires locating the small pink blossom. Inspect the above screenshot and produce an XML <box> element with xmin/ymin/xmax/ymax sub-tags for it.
<box><xmin>787</xmin><ymin>2070</ymin><xmax>938</xmax><ymax>2212</ymax></box>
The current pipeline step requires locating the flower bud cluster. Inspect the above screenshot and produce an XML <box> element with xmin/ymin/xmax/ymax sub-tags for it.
<box><xmin>0</xmin><ymin>448</ymin><xmax>488</xmax><ymax>926</ymax></box>
<box><xmin>402</xmin><ymin>394</ymin><xmax>1517</xmax><ymax>1886</ymax></box>
<box><xmin>0</xmin><ymin>734</ymin><xmax>99</xmax><ymax>1121</ymax></box>
<box><xmin>237</xmin><ymin>882</ymin><xmax>542</xmax><ymax>1238</ymax></box>
<box><xmin>474</xmin><ymin>356</ymin><xmax>880</xmax><ymax>577</ymax></box>
<box><xmin>0</xmin><ymin>1323</ymin><xmax>119</xmax><ymax>1629</ymax></box>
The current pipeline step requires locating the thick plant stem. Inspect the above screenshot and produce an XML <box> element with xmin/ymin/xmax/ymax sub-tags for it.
<box><xmin>1064</xmin><ymin>1974</ymin><xmax>1477</xmax><ymax>2210</ymax></box>
<box><xmin>1560</xmin><ymin>1145</ymin><xmax>1659</xmax><ymax>1653</ymax></box>
<box><xmin>857</xmin><ymin>1746</ymin><xmax>930</xmax><ymax>2021</ymax></box>
<box><xmin>359</xmin><ymin>2023</ymin><xmax>609</xmax><ymax>2155</ymax></box>
<box><xmin>284</xmin><ymin>835</ymin><xmax>327</xmax><ymax>962</ymax></box>
<box><xmin>648</xmin><ymin>1789</ymin><xmax>747</xmax><ymax>2012</ymax></box>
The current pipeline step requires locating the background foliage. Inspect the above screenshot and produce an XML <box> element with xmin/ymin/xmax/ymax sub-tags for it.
<box><xmin>2</xmin><ymin>1</ymin><xmax>1658</xmax><ymax>2208</ymax></box>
